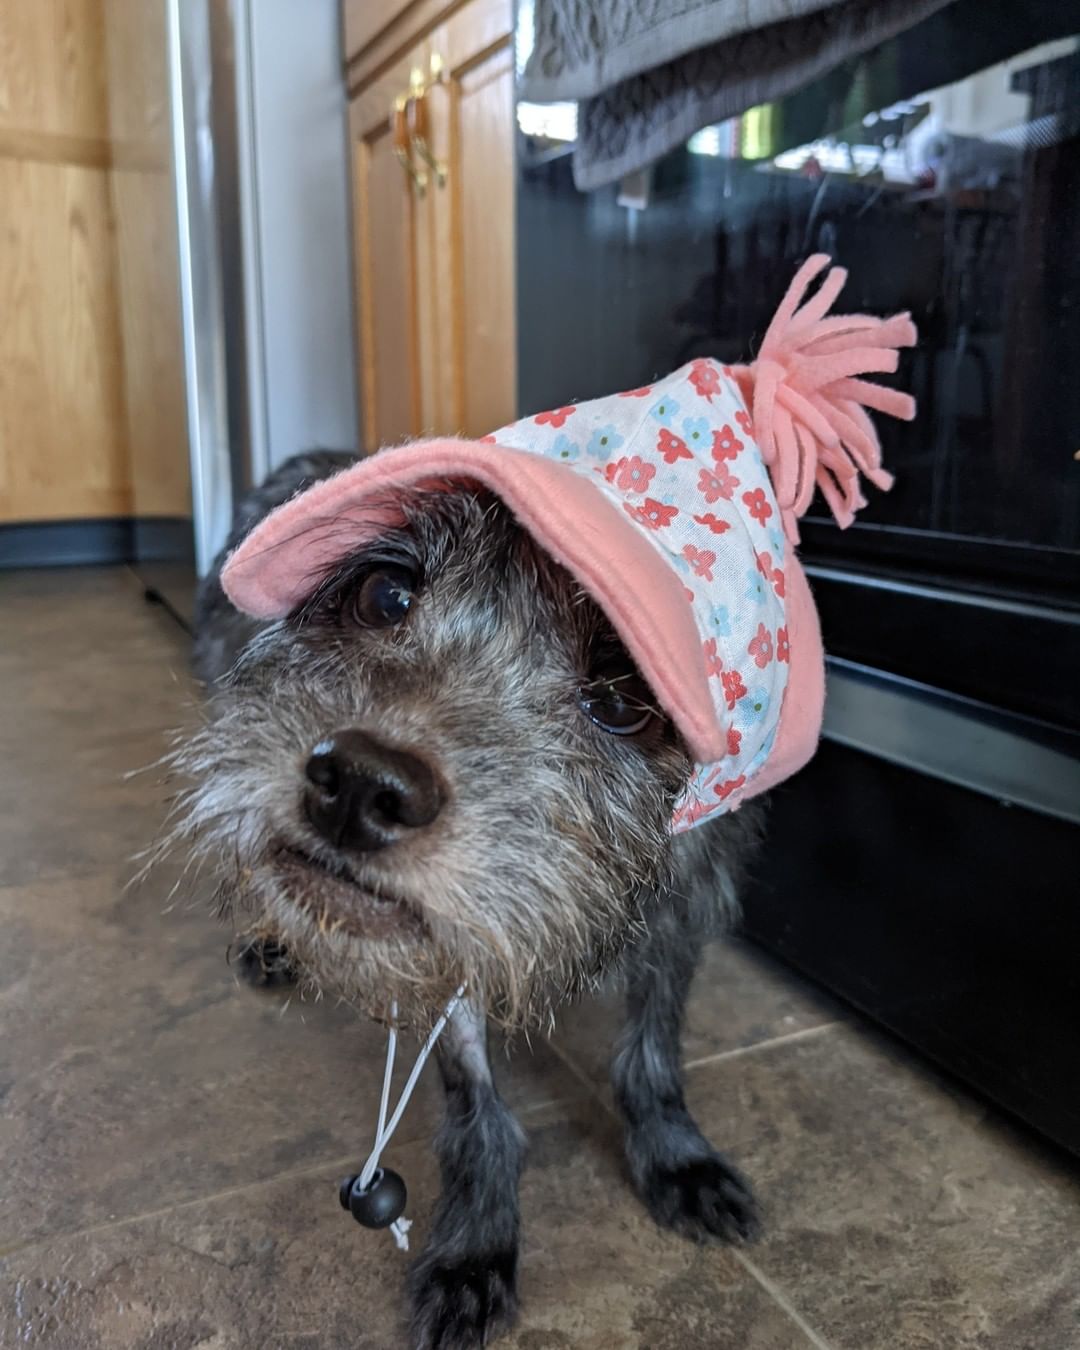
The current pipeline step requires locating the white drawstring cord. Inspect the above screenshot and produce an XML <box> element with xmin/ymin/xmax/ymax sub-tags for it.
<box><xmin>357</xmin><ymin>984</ymin><xmax>467</xmax><ymax>1251</ymax></box>
<box><xmin>364</xmin><ymin>1005</ymin><xmax>399</xmax><ymax>1190</ymax></box>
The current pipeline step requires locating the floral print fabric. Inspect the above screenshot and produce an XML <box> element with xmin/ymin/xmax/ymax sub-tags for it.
<box><xmin>491</xmin><ymin>358</ymin><xmax>789</xmax><ymax>832</ymax></box>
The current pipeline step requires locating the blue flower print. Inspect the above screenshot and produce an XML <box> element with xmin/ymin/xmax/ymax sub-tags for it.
<box><xmin>740</xmin><ymin>685</ymin><xmax>771</xmax><ymax>725</ymax></box>
<box><xmin>551</xmin><ymin>434</ymin><xmax>579</xmax><ymax>462</ymax></box>
<box><xmin>585</xmin><ymin>425</ymin><xmax>624</xmax><ymax>460</ymax></box>
<box><xmin>708</xmin><ymin>604</ymin><xmax>731</xmax><ymax>637</ymax></box>
<box><xmin>682</xmin><ymin>416</ymin><xmax>710</xmax><ymax>452</ymax></box>
<box><xmin>767</xmin><ymin>527</ymin><xmax>786</xmax><ymax>560</ymax></box>
<box><xmin>744</xmin><ymin>725</ymin><xmax>777</xmax><ymax>776</ymax></box>
<box><xmin>649</xmin><ymin>396</ymin><xmax>681</xmax><ymax>428</ymax></box>
<box><xmin>745</xmin><ymin>568</ymin><xmax>767</xmax><ymax>606</ymax></box>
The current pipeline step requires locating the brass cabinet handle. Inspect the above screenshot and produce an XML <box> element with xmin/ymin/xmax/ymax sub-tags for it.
<box><xmin>407</xmin><ymin>59</ymin><xmax>448</xmax><ymax>187</ymax></box>
<box><xmin>393</xmin><ymin>93</ymin><xmax>427</xmax><ymax>194</ymax></box>
<box><xmin>408</xmin><ymin>91</ymin><xmax>447</xmax><ymax>187</ymax></box>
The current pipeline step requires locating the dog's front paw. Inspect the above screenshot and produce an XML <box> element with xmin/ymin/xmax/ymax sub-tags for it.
<box><xmin>408</xmin><ymin>1249</ymin><xmax>518</xmax><ymax>1350</ymax></box>
<box><xmin>639</xmin><ymin>1152</ymin><xmax>761</xmax><ymax>1245</ymax></box>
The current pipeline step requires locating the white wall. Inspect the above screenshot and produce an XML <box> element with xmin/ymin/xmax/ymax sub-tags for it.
<box><xmin>245</xmin><ymin>0</ymin><xmax>359</xmax><ymax>469</ymax></box>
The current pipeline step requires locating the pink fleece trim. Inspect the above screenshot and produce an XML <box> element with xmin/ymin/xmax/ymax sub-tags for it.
<box><xmin>740</xmin><ymin>554</ymin><xmax>824</xmax><ymax>802</ymax></box>
<box><xmin>223</xmin><ymin>438</ymin><xmax>728</xmax><ymax>764</ymax></box>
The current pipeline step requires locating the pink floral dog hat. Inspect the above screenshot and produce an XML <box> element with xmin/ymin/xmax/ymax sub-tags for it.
<box><xmin>223</xmin><ymin>255</ymin><xmax>917</xmax><ymax>832</ymax></box>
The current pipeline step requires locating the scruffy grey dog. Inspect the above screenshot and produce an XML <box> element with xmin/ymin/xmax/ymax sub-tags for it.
<box><xmin>176</xmin><ymin>450</ymin><xmax>763</xmax><ymax>1349</ymax></box>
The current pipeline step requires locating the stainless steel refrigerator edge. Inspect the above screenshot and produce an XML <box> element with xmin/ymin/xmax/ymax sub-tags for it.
<box><xmin>147</xmin><ymin>0</ymin><xmax>358</xmax><ymax>621</ymax></box>
<box><xmin>167</xmin><ymin>0</ymin><xmax>237</xmax><ymax>606</ymax></box>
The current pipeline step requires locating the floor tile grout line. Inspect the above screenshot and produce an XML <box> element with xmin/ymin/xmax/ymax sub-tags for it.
<box><xmin>546</xmin><ymin>1020</ymin><xmax>843</xmax><ymax>1101</ymax></box>
<box><xmin>684</xmin><ymin>1019</ymin><xmax>841</xmax><ymax>1071</ymax></box>
<box><xmin>0</xmin><ymin>1095</ymin><xmax>570</xmax><ymax>1263</ymax></box>
<box><xmin>551</xmin><ymin>1028</ymin><xmax>838</xmax><ymax>1350</ymax></box>
<box><xmin>0</xmin><ymin>1155</ymin><xmax>364</xmax><ymax>1262</ymax></box>
<box><xmin>732</xmin><ymin>1249</ymin><xmax>837</xmax><ymax>1350</ymax></box>
<box><xmin>543</xmin><ymin>1037</ymin><xmax>621</xmax><ymax>1121</ymax></box>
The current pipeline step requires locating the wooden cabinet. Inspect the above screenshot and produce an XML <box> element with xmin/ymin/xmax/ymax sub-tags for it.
<box><xmin>0</xmin><ymin>0</ymin><xmax>189</xmax><ymax>526</ymax></box>
<box><xmin>0</xmin><ymin>0</ymin><xmax>127</xmax><ymax>524</ymax></box>
<box><xmin>344</xmin><ymin>0</ymin><xmax>516</xmax><ymax>450</ymax></box>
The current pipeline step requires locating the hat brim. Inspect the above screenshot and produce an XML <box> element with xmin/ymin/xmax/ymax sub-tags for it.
<box><xmin>221</xmin><ymin>438</ymin><xmax>727</xmax><ymax>764</ymax></box>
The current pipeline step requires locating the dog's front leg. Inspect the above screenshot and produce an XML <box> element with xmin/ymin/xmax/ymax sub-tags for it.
<box><xmin>613</xmin><ymin>896</ymin><xmax>761</xmax><ymax>1244</ymax></box>
<box><xmin>408</xmin><ymin>1000</ymin><xmax>526</xmax><ymax>1350</ymax></box>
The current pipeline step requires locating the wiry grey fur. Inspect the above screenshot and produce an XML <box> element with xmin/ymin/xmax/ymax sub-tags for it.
<box><xmin>167</xmin><ymin>453</ymin><xmax>765</xmax><ymax>1349</ymax></box>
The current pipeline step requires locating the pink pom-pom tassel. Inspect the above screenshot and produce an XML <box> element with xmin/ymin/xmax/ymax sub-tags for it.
<box><xmin>730</xmin><ymin>254</ymin><xmax>917</xmax><ymax>539</ymax></box>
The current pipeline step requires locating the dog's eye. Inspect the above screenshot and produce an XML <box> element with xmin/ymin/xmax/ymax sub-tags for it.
<box><xmin>348</xmin><ymin>566</ymin><xmax>416</xmax><ymax>628</ymax></box>
<box><xmin>578</xmin><ymin>671</ymin><xmax>655</xmax><ymax>736</ymax></box>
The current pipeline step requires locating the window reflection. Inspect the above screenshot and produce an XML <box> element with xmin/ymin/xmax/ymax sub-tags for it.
<box><xmin>517</xmin><ymin>7</ymin><xmax>1080</xmax><ymax>559</ymax></box>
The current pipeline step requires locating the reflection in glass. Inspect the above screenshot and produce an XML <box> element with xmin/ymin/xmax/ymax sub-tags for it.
<box><xmin>517</xmin><ymin>3</ymin><xmax>1080</xmax><ymax>559</ymax></box>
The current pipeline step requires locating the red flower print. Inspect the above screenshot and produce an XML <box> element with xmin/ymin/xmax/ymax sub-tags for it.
<box><xmin>727</xmin><ymin>726</ymin><xmax>742</xmax><ymax>757</ymax></box>
<box><xmin>682</xmin><ymin>545</ymin><xmax>716</xmax><ymax>581</ymax></box>
<box><xmin>756</xmin><ymin>550</ymin><xmax>785</xmax><ymax>596</ymax></box>
<box><xmin>672</xmin><ymin>800</ymin><xmax>694</xmax><ymax>830</ymax></box>
<box><xmin>749</xmin><ymin>622</ymin><xmax>773</xmax><ymax>669</ymax></box>
<box><xmin>657</xmin><ymin>427</ymin><xmax>692</xmax><ymax>464</ymax></box>
<box><xmin>735</xmin><ymin>409</ymin><xmax>754</xmax><ymax>439</ymax></box>
<box><xmin>684</xmin><ymin>586</ymin><xmax>695</xmax><ymax>603</ymax></box>
<box><xmin>618</xmin><ymin>385</ymin><xmax>652</xmax><ymax>398</ymax></box>
<box><xmin>535</xmin><ymin>405</ymin><xmax>575</xmax><ymax>428</ymax></box>
<box><xmin>689</xmin><ymin>359</ymin><xmax>722</xmax><ymax>402</ymax></box>
<box><xmin>711</xmin><ymin>424</ymin><xmax>744</xmax><ymax>461</ymax></box>
<box><xmin>742</xmin><ymin>487</ymin><xmax>773</xmax><ymax>525</ymax></box>
<box><xmin>624</xmin><ymin>498</ymin><xmax>679</xmax><ymax>530</ymax></box>
<box><xmin>777</xmin><ymin>627</ymin><xmax>790</xmax><ymax>663</ymax></box>
<box><xmin>673</xmin><ymin>797</ymin><xmax>719</xmax><ymax>830</ymax></box>
<box><xmin>697</xmin><ymin>463</ymin><xmax>739</xmax><ymax>504</ymax></box>
<box><xmin>605</xmin><ymin>455</ymin><xmax>655</xmax><ymax>494</ymax></box>
<box><xmin>479</xmin><ymin>434</ymin><xmax>497</xmax><ymax>444</ymax></box>
<box><xmin>703</xmin><ymin>638</ymin><xmax>723</xmax><ymax>678</ymax></box>
<box><xmin>693</xmin><ymin>512</ymin><xmax>731</xmax><ymax>535</ymax></box>
<box><xmin>721</xmin><ymin>669</ymin><xmax>747</xmax><ymax>710</ymax></box>
<box><xmin>714</xmin><ymin>775</ymin><xmax>746</xmax><ymax>801</ymax></box>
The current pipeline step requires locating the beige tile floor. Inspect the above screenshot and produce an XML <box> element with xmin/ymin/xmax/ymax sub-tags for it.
<box><xmin>1</xmin><ymin>566</ymin><xmax>1078</xmax><ymax>1349</ymax></box>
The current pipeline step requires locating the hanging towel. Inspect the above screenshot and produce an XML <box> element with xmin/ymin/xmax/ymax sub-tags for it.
<box><xmin>521</xmin><ymin>0</ymin><xmax>843</xmax><ymax>103</ymax></box>
<box><xmin>522</xmin><ymin>0</ymin><xmax>957</xmax><ymax>191</ymax></box>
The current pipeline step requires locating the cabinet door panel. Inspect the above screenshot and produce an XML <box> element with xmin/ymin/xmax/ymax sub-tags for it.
<box><xmin>348</xmin><ymin>0</ymin><xmax>515</xmax><ymax>447</ymax></box>
<box><xmin>454</xmin><ymin>43</ymin><xmax>515</xmax><ymax>437</ymax></box>
<box><xmin>351</xmin><ymin>96</ymin><xmax>420</xmax><ymax>448</ymax></box>
<box><xmin>425</xmin><ymin>13</ymin><xmax>516</xmax><ymax>437</ymax></box>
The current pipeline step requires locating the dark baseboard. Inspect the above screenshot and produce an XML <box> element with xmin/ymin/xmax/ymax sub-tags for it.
<box><xmin>0</xmin><ymin>517</ymin><xmax>193</xmax><ymax>570</ymax></box>
<box><xmin>0</xmin><ymin>518</ymin><xmax>135</xmax><ymax>568</ymax></box>
<box><xmin>132</xmin><ymin>517</ymin><xmax>195</xmax><ymax>566</ymax></box>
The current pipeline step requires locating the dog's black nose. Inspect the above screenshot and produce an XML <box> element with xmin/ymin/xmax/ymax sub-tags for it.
<box><xmin>303</xmin><ymin>729</ymin><xmax>444</xmax><ymax>852</ymax></box>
